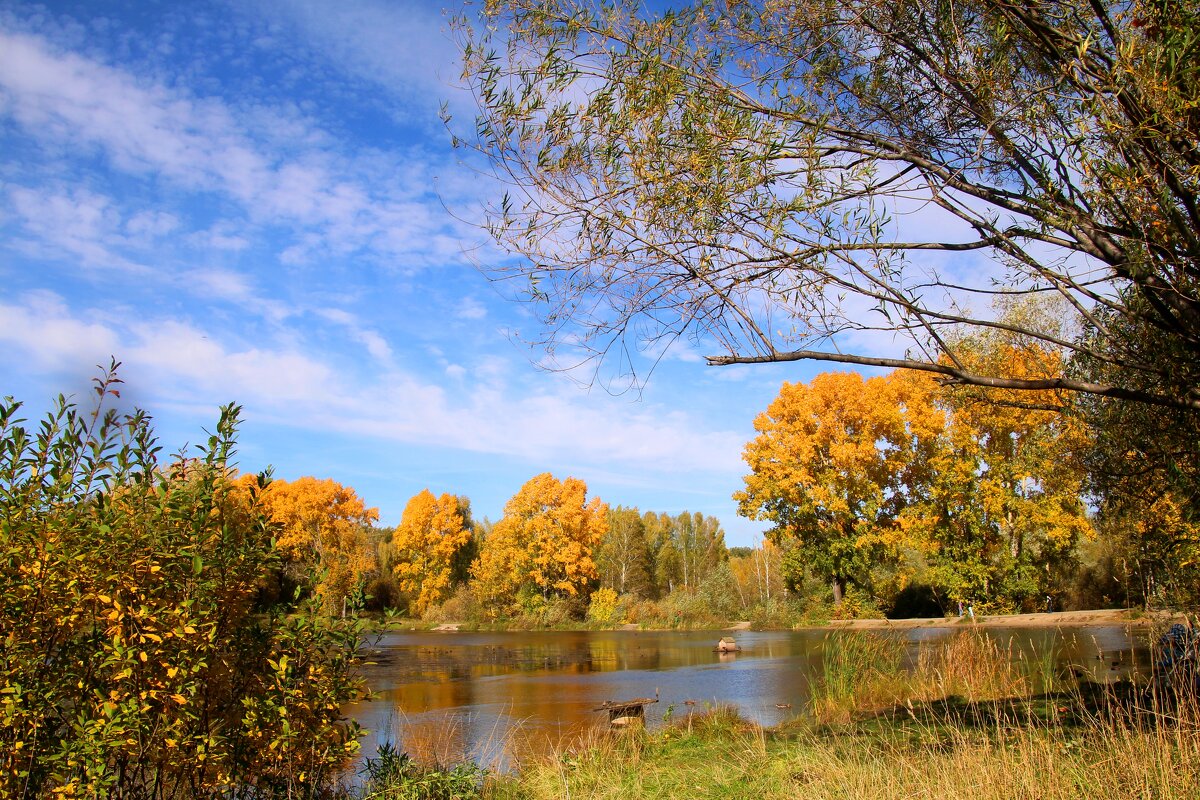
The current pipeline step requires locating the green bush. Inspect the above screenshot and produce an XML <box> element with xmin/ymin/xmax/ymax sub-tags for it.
<box><xmin>358</xmin><ymin>742</ymin><xmax>483</xmax><ymax>800</ymax></box>
<box><xmin>0</xmin><ymin>365</ymin><xmax>365</xmax><ymax>798</ymax></box>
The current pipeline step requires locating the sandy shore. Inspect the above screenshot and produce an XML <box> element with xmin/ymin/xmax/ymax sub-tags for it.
<box><xmin>814</xmin><ymin>608</ymin><xmax>1177</xmax><ymax>631</ymax></box>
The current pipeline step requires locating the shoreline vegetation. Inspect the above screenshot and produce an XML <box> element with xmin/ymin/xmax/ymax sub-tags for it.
<box><xmin>352</xmin><ymin>622</ymin><xmax>1200</xmax><ymax>800</ymax></box>
<box><xmin>370</xmin><ymin>607</ymin><xmax>1168</xmax><ymax>634</ymax></box>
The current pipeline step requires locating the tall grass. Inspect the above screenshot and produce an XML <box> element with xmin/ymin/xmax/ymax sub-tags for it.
<box><xmin>356</xmin><ymin>630</ymin><xmax>1200</xmax><ymax>799</ymax></box>
<box><xmin>489</xmin><ymin>692</ymin><xmax>1200</xmax><ymax>800</ymax></box>
<box><xmin>808</xmin><ymin>630</ymin><xmax>1030</xmax><ymax>723</ymax></box>
<box><xmin>808</xmin><ymin>632</ymin><xmax>908</xmax><ymax>723</ymax></box>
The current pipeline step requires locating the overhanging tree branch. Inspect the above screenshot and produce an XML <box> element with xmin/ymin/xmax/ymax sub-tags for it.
<box><xmin>705</xmin><ymin>349</ymin><xmax>1200</xmax><ymax>410</ymax></box>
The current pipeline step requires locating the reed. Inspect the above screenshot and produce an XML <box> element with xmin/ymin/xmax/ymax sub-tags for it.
<box><xmin>807</xmin><ymin>632</ymin><xmax>908</xmax><ymax>723</ymax></box>
<box><xmin>477</xmin><ymin>631</ymin><xmax>1200</xmax><ymax>800</ymax></box>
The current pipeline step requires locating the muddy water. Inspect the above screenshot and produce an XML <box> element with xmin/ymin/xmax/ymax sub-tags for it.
<box><xmin>344</xmin><ymin>625</ymin><xmax>1148</xmax><ymax>771</ymax></box>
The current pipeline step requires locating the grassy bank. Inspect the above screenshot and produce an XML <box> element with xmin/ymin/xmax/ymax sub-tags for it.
<box><xmin>483</xmin><ymin>701</ymin><xmax>1200</xmax><ymax>800</ymax></box>
<box><xmin>352</xmin><ymin>629</ymin><xmax>1200</xmax><ymax>800</ymax></box>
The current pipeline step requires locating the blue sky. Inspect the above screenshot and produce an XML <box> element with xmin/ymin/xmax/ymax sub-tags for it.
<box><xmin>0</xmin><ymin>0</ymin><xmax>846</xmax><ymax>545</ymax></box>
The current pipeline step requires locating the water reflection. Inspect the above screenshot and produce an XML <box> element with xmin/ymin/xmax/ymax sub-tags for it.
<box><xmin>345</xmin><ymin>625</ymin><xmax>1148</xmax><ymax>771</ymax></box>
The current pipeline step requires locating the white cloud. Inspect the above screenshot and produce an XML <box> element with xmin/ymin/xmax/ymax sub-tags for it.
<box><xmin>249</xmin><ymin>0</ymin><xmax>470</xmax><ymax>123</ymax></box>
<box><xmin>125</xmin><ymin>210</ymin><xmax>180</xmax><ymax>238</ymax></box>
<box><xmin>186</xmin><ymin>223</ymin><xmax>250</xmax><ymax>252</ymax></box>
<box><xmin>0</xmin><ymin>292</ymin><xmax>744</xmax><ymax>475</ymax></box>
<box><xmin>0</xmin><ymin>27</ymin><xmax>477</xmax><ymax>272</ymax></box>
<box><xmin>314</xmin><ymin>308</ymin><xmax>394</xmax><ymax>363</ymax></box>
<box><xmin>456</xmin><ymin>296</ymin><xmax>487</xmax><ymax>320</ymax></box>
<box><xmin>0</xmin><ymin>291</ymin><xmax>122</xmax><ymax>369</ymax></box>
<box><xmin>7</xmin><ymin>185</ymin><xmax>150</xmax><ymax>272</ymax></box>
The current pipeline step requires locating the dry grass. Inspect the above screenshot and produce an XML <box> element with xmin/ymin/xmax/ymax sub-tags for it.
<box><xmin>486</xmin><ymin>696</ymin><xmax>1200</xmax><ymax>800</ymax></box>
<box><xmin>479</xmin><ymin>632</ymin><xmax>1200</xmax><ymax>800</ymax></box>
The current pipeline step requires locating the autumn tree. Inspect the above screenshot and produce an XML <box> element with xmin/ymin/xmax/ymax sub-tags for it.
<box><xmin>472</xmin><ymin>473</ymin><xmax>608</xmax><ymax>615</ymax></box>
<box><xmin>453</xmin><ymin>0</ymin><xmax>1200</xmax><ymax>410</ymax></box>
<box><xmin>737</xmin><ymin>371</ymin><xmax>916</xmax><ymax>604</ymax></box>
<box><xmin>728</xmin><ymin>539</ymin><xmax>786</xmax><ymax>608</ymax></box>
<box><xmin>895</xmin><ymin>344</ymin><xmax>1092</xmax><ymax>610</ymax></box>
<box><xmin>257</xmin><ymin>476</ymin><xmax>378</xmax><ymax>615</ymax></box>
<box><xmin>1071</xmin><ymin>300</ymin><xmax>1200</xmax><ymax>603</ymax></box>
<box><xmin>389</xmin><ymin>489</ymin><xmax>473</xmax><ymax>616</ymax></box>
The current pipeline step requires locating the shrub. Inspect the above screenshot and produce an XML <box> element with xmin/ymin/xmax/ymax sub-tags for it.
<box><xmin>359</xmin><ymin>742</ymin><xmax>484</xmax><ymax>800</ymax></box>
<box><xmin>0</xmin><ymin>365</ymin><xmax>365</xmax><ymax>798</ymax></box>
<box><xmin>587</xmin><ymin>587</ymin><xmax>621</xmax><ymax>625</ymax></box>
<box><xmin>423</xmin><ymin>584</ymin><xmax>483</xmax><ymax>624</ymax></box>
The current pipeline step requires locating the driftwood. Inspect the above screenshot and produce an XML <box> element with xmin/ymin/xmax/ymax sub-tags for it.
<box><xmin>593</xmin><ymin>690</ymin><xmax>659</xmax><ymax>725</ymax></box>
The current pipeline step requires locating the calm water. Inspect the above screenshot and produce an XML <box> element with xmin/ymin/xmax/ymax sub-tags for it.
<box><xmin>344</xmin><ymin>624</ymin><xmax>1149</xmax><ymax>771</ymax></box>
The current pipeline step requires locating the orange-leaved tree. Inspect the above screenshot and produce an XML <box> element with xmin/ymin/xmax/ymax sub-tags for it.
<box><xmin>390</xmin><ymin>489</ymin><xmax>473</xmax><ymax>616</ymax></box>
<box><xmin>472</xmin><ymin>473</ymin><xmax>608</xmax><ymax>616</ymax></box>
<box><xmin>256</xmin><ymin>476</ymin><xmax>378</xmax><ymax>615</ymax></box>
<box><xmin>736</xmin><ymin>371</ymin><xmax>925</xmax><ymax>605</ymax></box>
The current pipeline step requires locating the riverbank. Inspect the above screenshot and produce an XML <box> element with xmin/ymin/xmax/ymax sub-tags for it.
<box><xmin>360</xmin><ymin>623</ymin><xmax>1195</xmax><ymax>800</ymax></box>
<box><xmin>817</xmin><ymin>607</ymin><xmax>1173</xmax><ymax>630</ymax></box>
<box><xmin>352</xmin><ymin>621</ymin><xmax>1198</xmax><ymax>799</ymax></box>
<box><xmin>477</xmin><ymin>700</ymin><xmax>1200</xmax><ymax>800</ymax></box>
<box><xmin>383</xmin><ymin>607</ymin><xmax>1173</xmax><ymax>634</ymax></box>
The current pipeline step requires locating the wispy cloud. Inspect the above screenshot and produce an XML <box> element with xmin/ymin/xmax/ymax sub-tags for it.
<box><xmin>0</xmin><ymin>27</ymin><xmax>475</xmax><ymax>273</ymax></box>
<box><xmin>0</xmin><ymin>291</ymin><xmax>122</xmax><ymax>371</ymax></box>
<box><xmin>7</xmin><ymin>185</ymin><xmax>151</xmax><ymax>273</ymax></box>
<box><xmin>0</xmin><ymin>292</ymin><xmax>745</xmax><ymax>474</ymax></box>
<box><xmin>247</xmin><ymin>0</ymin><xmax>471</xmax><ymax>123</ymax></box>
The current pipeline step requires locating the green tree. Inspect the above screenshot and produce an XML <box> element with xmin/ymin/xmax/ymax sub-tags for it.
<box><xmin>644</xmin><ymin>511</ymin><xmax>677</xmax><ymax>596</ymax></box>
<box><xmin>671</xmin><ymin>511</ymin><xmax>728</xmax><ymax>592</ymax></box>
<box><xmin>453</xmin><ymin>0</ymin><xmax>1200</xmax><ymax>409</ymax></box>
<box><xmin>1072</xmin><ymin>301</ymin><xmax>1200</xmax><ymax>604</ymax></box>
<box><xmin>597</xmin><ymin>506</ymin><xmax>653</xmax><ymax>597</ymax></box>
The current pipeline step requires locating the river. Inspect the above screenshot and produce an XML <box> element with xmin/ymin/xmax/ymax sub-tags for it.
<box><xmin>344</xmin><ymin>624</ymin><xmax>1149</xmax><ymax>772</ymax></box>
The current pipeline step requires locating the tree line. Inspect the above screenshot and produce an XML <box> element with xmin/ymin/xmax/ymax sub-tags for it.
<box><xmin>242</xmin><ymin>317</ymin><xmax>1197</xmax><ymax>623</ymax></box>
<box><xmin>250</xmin><ymin>470</ymin><xmax>739</xmax><ymax>625</ymax></box>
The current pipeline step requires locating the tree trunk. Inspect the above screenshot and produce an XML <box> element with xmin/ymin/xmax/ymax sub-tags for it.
<box><xmin>831</xmin><ymin>576</ymin><xmax>845</xmax><ymax>606</ymax></box>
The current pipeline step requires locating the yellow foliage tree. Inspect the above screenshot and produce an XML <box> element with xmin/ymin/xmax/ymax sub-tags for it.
<box><xmin>472</xmin><ymin>473</ymin><xmax>608</xmax><ymax>615</ymax></box>
<box><xmin>391</xmin><ymin>489</ymin><xmax>472</xmax><ymax>617</ymax></box>
<box><xmin>256</xmin><ymin>476</ymin><xmax>378</xmax><ymax>614</ymax></box>
<box><xmin>905</xmin><ymin>321</ymin><xmax>1093</xmax><ymax>610</ymax></box>
<box><xmin>736</xmin><ymin>371</ymin><xmax>918</xmax><ymax>605</ymax></box>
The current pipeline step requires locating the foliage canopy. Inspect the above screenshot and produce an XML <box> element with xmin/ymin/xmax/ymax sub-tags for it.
<box><xmin>472</xmin><ymin>472</ymin><xmax>607</xmax><ymax>614</ymax></box>
<box><xmin>453</xmin><ymin>0</ymin><xmax>1200</xmax><ymax>408</ymax></box>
